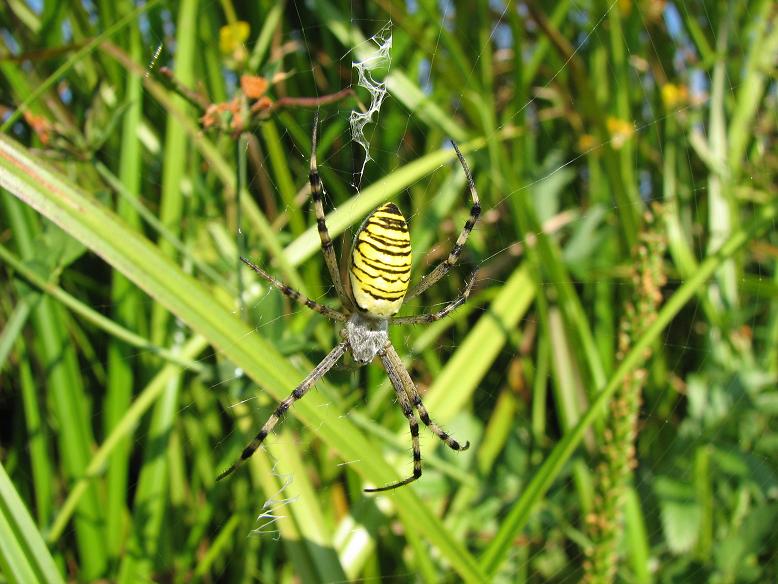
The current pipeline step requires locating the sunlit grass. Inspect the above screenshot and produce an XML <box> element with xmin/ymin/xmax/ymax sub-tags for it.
<box><xmin>1</xmin><ymin>1</ymin><xmax>776</xmax><ymax>582</ymax></box>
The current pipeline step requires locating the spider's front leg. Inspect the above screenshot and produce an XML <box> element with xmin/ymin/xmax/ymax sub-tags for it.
<box><xmin>310</xmin><ymin>113</ymin><xmax>350</xmax><ymax>306</ymax></box>
<box><xmin>391</xmin><ymin>269</ymin><xmax>478</xmax><ymax>326</ymax></box>
<box><xmin>240</xmin><ymin>257</ymin><xmax>346</xmax><ymax>322</ymax></box>
<box><xmin>405</xmin><ymin>141</ymin><xmax>480</xmax><ymax>300</ymax></box>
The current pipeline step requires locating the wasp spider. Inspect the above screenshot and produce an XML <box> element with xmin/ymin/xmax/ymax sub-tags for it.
<box><xmin>218</xmin><ymin>117</ymin><xmax>481</xmax><ymax>492</ymax></box>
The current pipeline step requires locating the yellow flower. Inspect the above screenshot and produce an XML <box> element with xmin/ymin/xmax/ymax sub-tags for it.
<box><xmin>219</xmin><ymin>21</ymin><xmax>250</xmax><ymax>55</ymax></box>
<box><xmin>661</xmin><ymin>83</ymin><xmax>688</xmax><ymax>109</ymax></box>
<box><xmin>578</xmin><ymin>133</ymin><xmax>596</xmax><ymax>153</ymax></box>
<box><xmin>606</xmin><ymin>116</ymin><xmax>635</xmax><ymax>150</ymax></box>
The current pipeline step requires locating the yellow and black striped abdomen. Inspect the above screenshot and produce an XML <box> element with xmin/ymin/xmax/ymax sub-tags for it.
<box><xmin>350</xmin><ymin>203</ymin><xmax>412</xmax><ymax>317</ymax></box>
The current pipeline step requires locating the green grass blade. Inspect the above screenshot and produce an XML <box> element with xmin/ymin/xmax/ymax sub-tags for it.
<box><xmin>0</xmin><ymin>0</ymin><xmax>162</xmax><ymax>132</ymax></box>
<box><xmin>0</xmin><ymin>463</ymin><xmax>64</xmax><ymax>584</ymax></box>
<box><xmin>0</xmin><ymin>131</ymin><xmax>487</xmax><ymax>583</ymax></box>
<box><xmin>46</xmin><ymin>335</ymin><xmax>209</xmax><ymax>544</ymax></box>
<box><xmin>2</xmin><ymin>195</ymin><xmax>106</xmax><ymax>578</ymax></box>
<box><xmin>479</xmin><ymin>198</ymin><xmax>778</xmax><ymax>575</ymax></box>
<box><xmin>0</xmin><ymin>244</ymin><xmax>204</xmax><ymax>372</ymax></box>
<box><xmin>425</xmin><ymin>266</ymin><xmax>533</xmax><ymax>420</ymax></box>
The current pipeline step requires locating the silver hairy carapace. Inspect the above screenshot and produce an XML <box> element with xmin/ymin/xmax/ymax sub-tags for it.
<box><xmin>217</xmin><ymin>118</ymin><xmax>481</xmax><ymax>492</ymax></box>
<box><xmin>344</xmin><ymin>313</ymin><xmax>389</xmax><ymax>363</ymax></box>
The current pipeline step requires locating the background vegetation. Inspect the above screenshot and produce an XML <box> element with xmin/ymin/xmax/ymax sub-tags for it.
<box><xmin>1</xmin><ymin>1</ymin><xmax>776</xmax><ymax>582</ymax></box>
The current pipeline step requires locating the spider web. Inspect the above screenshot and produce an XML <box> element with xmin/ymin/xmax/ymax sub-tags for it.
<box><xmin>348</xmin><ymin>21</ymin><xmax>393</xmax><ymax>183</ymax></box>
<box><xmin>239</xmin><ymin>3</ymin><xmax>776</xmax><ymax>581</ymax></box>
<box><xmin>123</xmin><ymin>4</ymin><xmax>777</xmax><ymax>581</ymax></box>
<box><xmin>3</xmin><ymin>1</ymin><xmax>775</xmax><ymax>582</ymax></box>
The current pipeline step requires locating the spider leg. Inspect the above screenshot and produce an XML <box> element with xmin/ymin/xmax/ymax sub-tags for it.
<box><xmin>241</xmin><ymin>256</ymin><xmax>346</xmax><ymax>322</ymax></box>
<box><xmin>391</xmin><ymin>269</ymin><xmax>478</xmax><ymax>325</ymax></box>
<box><xmin>406</xmin><ymin>141</ymin><xmax>480</xmax><ymax>300</ymax></box>
<box><xmin>216</xmin><ymin>341</ymin><xmax>348</xmax><ymax>481</ymax></box>
<box><xmin>365</xmin><ymin>345</ymin><xmax>422</xmax><ymax>492</ymax></box>
<box><xmin>384</xmin><ymin>343</ymin><xmax>470</xmax><ymax>452</ymax></box>
<box><xmin>310</xmin><ymin>113</ymin><xmax>350</xmax><ymax>306</ymax></box>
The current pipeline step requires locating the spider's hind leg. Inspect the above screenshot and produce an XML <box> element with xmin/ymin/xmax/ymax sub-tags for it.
<box><xmin>385</xmin><ymin>343</ymin><xmax>470</xmax><ymax>453</ymax></box>
<box><xmin>366</xmin><ymin>342</ymin><xmax>470</xmax><ymax>493</ymax></box>
<box><xmin>366</xmin><ymin>346</ymin><xmax>423</xmax><ymax>492</ymax></box>
<box><xmin>216</xmin><ymin>341</ymin><xmax>348</xmax><ymax>481</ymax></box>
<box><xmin>410</xmin><ymin>389</ymin><xmax>470</xmax><ymax>452</ymax></box>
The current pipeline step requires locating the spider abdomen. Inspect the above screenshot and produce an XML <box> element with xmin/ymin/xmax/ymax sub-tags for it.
<box><xmin>350</xmin><ymin>203</ymin><xmax>412</xmax><ymax>317</ymax></box>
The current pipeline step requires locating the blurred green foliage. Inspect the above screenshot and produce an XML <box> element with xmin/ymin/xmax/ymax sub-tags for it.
<box><xmin>0</xmin><ymin>1</ymin><xmax>776</xmax><ymax>582</ymax></box>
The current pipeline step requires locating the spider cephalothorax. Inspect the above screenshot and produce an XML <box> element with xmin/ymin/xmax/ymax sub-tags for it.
<box><xmin>344</xmin><ymin>313</ymin><xmax>389</xmax><ymax>364</ymax></box>
<box><xmin>218</xmin><ymin>114</ymin><xmax>480</xmax><ymax>491</ymax></box>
